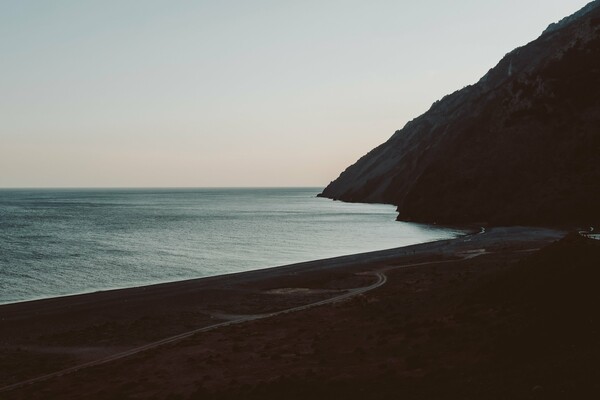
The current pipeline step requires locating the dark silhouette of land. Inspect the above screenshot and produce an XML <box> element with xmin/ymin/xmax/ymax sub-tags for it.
<box><xmin>320</xmin><ymin>1</ymin><xmax>600</xmax><ymax>226</ymax></box>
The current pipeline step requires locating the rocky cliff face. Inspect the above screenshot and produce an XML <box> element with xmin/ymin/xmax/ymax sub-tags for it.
<box><xmin>319</xmin><ymin>1</ymin><xmax>600</xmax><ymax>226</ymax></box>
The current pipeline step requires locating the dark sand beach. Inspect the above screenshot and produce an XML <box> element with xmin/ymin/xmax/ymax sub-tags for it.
<box><xmin>4</xmin><ymin>226</ymin><xmax>600</xmax><ymax>399</ymax></box>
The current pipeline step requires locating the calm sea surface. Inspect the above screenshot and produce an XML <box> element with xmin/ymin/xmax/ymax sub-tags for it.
<box><xmin>0</xmin><ymin>188</ymin><xmax>464</xmax><ymax>304</ymax></box>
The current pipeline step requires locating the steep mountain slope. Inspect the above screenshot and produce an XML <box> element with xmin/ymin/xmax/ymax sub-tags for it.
<box><xmin>319</xmin><ymin>1</ymin><xmax>600</xmax><ymax>226</ymax></box>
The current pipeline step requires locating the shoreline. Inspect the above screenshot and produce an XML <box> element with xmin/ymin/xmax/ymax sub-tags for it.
<box><xmin>0</xmin><ymin>227</ymin><xmax>558</xmax><ymax>315</ymax></box>
<box><xmin>0</xmin><ymin>226</ymin><xmax>475</xmax><ymax>308</ymax></box>
<box><xmin>0</xmin><ymin>239</ymin><xmax>452</xmax><ymax>309</ymax></box>
<box><xmin>0</xmin><ymin>226</ymin><xmax>567</xmax><ymax>398</ymax></box>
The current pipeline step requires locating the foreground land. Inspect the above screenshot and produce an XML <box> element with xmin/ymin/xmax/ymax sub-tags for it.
<box><xmin>2</xmin><ymin>227</ymin><xmax>600</xmax><ymax>399</ymax></box>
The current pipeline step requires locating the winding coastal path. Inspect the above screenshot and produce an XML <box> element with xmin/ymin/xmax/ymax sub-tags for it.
<box><xmin>0</xmin><ymin>252</ymin><xmax>490</xmax><ymax>393</ymax></box>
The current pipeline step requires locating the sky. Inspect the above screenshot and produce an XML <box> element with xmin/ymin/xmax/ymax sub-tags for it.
<box><xmin>0</xmin><ymin>0</ymin><xmax>591</xmax><ymax>188</ymax></box>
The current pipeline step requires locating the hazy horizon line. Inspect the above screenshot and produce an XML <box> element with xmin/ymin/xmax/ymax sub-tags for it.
<box><xmin>0</xmin><ymin>186</ymin><xmax>326</xmax><ymax>190</ymax></box>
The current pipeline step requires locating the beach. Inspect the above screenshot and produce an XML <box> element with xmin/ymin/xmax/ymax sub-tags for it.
<box><xmin>0</xmin><ymin>226</ymin><xmax>573</xmax><ymax>399</ymax></box>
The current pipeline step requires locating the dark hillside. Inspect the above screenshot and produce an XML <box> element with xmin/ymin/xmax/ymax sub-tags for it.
<box><xmin>320</xmin><ymin>1</ymin><xmax>600</xmax><ymax>226</ymax></box>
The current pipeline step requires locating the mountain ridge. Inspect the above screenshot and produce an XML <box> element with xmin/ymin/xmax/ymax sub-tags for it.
<box><xmin>319</xmin><ymin>1</ymin><xmax>600</xmax><ymax>226</ymax></box>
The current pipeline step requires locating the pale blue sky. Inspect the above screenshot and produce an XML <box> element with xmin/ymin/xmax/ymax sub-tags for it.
<box><xmin>0</xmin><ymin>0</ymin><xmax>590</xmax><ymax>187</ymax></box>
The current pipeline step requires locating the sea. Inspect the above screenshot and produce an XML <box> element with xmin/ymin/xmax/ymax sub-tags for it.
<box><xmin>0</xmin><ymin>188</ymin><xmax>464</xmax><ymax>305</ymax></box>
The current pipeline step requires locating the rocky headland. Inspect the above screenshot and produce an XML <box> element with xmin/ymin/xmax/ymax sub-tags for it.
<box><xmin>320</xmin><ymin>1</ymin><xmax>600</xmax><ymax>226</ymax></box>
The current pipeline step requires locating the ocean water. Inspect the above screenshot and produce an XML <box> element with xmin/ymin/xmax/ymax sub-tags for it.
<box><xmin>0</xmin><ymin>188</ymin><xmax>464</xmax><ymax>304</ymax></box>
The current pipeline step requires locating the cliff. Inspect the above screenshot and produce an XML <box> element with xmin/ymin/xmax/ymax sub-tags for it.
<box><xmin>319</xmin><ymin>1</ymin><xmax>600</xmax><ymax>226</ymax></box>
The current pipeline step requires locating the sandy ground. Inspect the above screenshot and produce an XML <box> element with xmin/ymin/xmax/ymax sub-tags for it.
<box><xmin>0</xmin><ymin>226</ymin><xmax>570</xmax><ymax>399</ymax></box>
